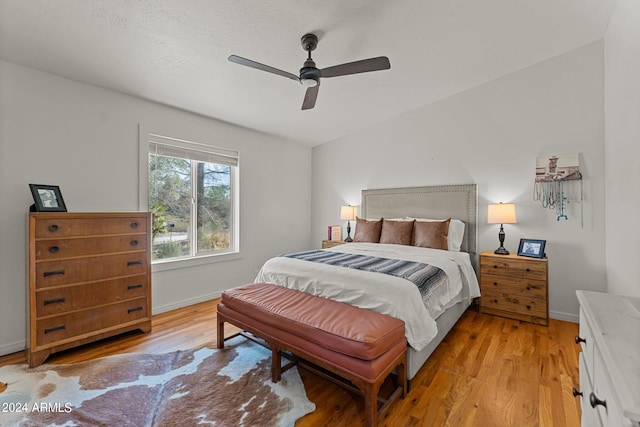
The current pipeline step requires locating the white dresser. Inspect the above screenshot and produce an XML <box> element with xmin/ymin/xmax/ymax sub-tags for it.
<box><xmin>575</xmin><ymin>290</ymin><xmax>640</xmax><ymax>427</ymax></box>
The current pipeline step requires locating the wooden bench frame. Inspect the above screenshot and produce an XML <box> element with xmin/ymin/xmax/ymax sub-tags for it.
<box><xmin>217</xmin><ymin>308</ymin><xmax>407</xmax><ymax>426</ymax></box>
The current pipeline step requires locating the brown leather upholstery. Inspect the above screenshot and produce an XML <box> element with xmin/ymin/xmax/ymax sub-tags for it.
<box><xmin>217</xmin><ymin>304</ymin><xmax>405</xmax><ymax>382</ymax></box>
<box><xmin>217</xmin><ymin>283</ymin><xmax>407</xmax><ymax>426</ymax></box>
<box><xmin>220</xmin><ymin>283</ymin><xmax>405</xmax><ymax>361</ymax></box>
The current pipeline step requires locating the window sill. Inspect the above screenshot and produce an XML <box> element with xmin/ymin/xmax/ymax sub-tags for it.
<box><xmin>151</xmin><ymin>250</ymin><xmax>242</xmax><ymax>273</ymax></box>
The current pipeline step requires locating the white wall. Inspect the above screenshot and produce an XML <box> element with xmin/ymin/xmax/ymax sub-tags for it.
<box><xmin>312</xmin><ymin>42</ymin><xmax>606</xmax><ymax>321</ymax></box>
<box><xmin>0</xmin><ymin>60</ymin><xmax>312</xmax><ymax>356</ymax></box>
<box><xmin>604</xmin><ymin>0</ymin><xmax>640</xmax><ymax>298</ymax></box>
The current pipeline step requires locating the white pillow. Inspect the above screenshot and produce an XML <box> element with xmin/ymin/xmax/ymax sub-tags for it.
<box><xmin>406</xmin><ymin>218</ymin><xmax>465</xmax><ymax>251</ymax></box>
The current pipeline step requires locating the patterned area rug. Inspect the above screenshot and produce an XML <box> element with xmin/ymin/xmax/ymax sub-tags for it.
<box><xmin>0</xmin><ymin>336</ymin><xmax>315</xmax><ymax>426</ymax></box>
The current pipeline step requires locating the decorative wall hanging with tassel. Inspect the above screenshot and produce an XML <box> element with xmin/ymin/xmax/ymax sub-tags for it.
<box><xmin>533</xmin><ymin>154</ymin><xmax>583</xmax><ymax>226</ymax></box>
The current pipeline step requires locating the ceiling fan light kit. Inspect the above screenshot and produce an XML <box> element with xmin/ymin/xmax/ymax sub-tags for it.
<box><xmin>228</xmin><ymin>33</ymin><xmax>390</xmax><ymax>110</ymax></box>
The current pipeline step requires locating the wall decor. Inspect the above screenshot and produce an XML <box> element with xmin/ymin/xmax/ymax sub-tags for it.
<box><xmin>29</xmin><ymin>184</ymin><xmax>67</xmax><ymax>212</ymax></box>
<box><xmin>517</xmin><ymin>238</ymin><xmax>546</xmax><ymax>258</ymax></box>
<box><xmin>533</xmin><ymin>154</ymin><xmax>582</xmax><ymax>224</ymax></box>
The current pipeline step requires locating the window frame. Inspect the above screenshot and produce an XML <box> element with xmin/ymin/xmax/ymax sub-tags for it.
<box><xmin>138</xmin><ymin>125</ymin><xmax>241</xmax><ymax>272</ymax></box>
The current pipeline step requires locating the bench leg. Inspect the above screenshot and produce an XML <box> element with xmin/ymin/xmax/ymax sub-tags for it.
<box><xmin>364</xmin><ymin>382</ymin><xmax>379</xmax><ymax>427</ymax></box>
<box><xmin>398</xmin><ymin>358</ymin><xmax>407</xmax><ymax>398</ymax></box>
<box><xmin>363</xmin><ymin>353</ymin><xmax>407</xmax><ymax>427</ymax></box>
<box><xmin>217</xmin><ymin>318</ymin><xmax>225</xmax><ymax>349</ymax></box>
<box><xmin>271</xmin><ymin>344</ymin><xmax>282</xmax><ymax>383</ymax></box>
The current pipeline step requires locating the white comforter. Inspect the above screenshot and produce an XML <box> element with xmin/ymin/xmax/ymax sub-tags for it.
<box><xmin>255</xmin><ymin>243</ymin><xmax>480</xmax><ymax>351</ymax></box>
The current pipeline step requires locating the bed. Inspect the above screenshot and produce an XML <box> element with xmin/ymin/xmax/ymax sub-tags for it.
<box><xmin>255</xmin><ymin>184</ymin><xmax>480</xmax><ymax>379</ymax></box>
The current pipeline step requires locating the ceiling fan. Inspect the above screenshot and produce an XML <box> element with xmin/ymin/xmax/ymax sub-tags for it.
<box><xmin>228</xmin><ymin>33</ymin><xmax>391</xmax><ymax>110</ymax></box>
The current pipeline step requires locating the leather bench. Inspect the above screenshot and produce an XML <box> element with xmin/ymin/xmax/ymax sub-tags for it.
<box><xmin>217</xmin><ymin>283</ymin><xmax>407</xmax><ymax>426</ymax></box>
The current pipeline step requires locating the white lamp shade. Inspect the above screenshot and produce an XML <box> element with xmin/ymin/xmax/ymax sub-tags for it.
<box><xmin>488</xmin><ymin>203</ymin><xmax>517</xmax><ymax>224</ymax></box>
<box><xmin>340</xmin><ymin>205</ymin><xmax>357</xmax><ymax>221</ymax></box>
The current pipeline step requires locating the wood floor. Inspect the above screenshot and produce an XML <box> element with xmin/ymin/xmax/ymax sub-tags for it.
<box><xmin>0</xmin><ymin>300</ymin><xmax>581</xmax><ymax>426</ymax></box>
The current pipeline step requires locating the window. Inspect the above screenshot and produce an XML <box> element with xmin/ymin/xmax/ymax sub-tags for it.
<box><xmin>147</xmin><ymin>133</ymin><xmax>238</xmax><ymax>262</ymax></box>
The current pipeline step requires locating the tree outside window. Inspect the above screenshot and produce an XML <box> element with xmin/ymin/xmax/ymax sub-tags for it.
<box><xmin>149</xmin><ymin>154</ymin><xmax>233</xmax><ymax>261</ymax></box>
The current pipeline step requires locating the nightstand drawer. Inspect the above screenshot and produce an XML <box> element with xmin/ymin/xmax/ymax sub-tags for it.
<box><xmin>480</xmin><ymin>275</ymin><xmax>547</xmax><ymax>299</ymax></box>
<box><xmin>481</xmin><ymin>290</ymin><xmax>547</xmax><ymax>318</ymax></box>
<box><xmin>480</xmin><ymin>257</ymin><xmax>546</xmax><ymax>281</ymax></box>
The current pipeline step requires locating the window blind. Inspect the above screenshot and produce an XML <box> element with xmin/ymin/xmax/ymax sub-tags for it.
<box><xmin>148</xmin><ymin>133</ymin><xmax>238</xmax><ymax>167</ymax></box>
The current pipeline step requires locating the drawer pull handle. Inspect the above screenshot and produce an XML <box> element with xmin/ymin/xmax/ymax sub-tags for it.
<box><xmin>43</xmin><ymin>269</ymin><xmax>65</xmax><ymax>277</ymax></box>
<box><xmin>493</xmin><ymin>265</ymin><xmax>498</xmax><ymax>269</ymax></box>
<box><xmin>493</xmin><ymin>299</ymin><xmax>498</xmax><ymax>303</ymax></box>
<box><xmin>43</xmin><ymin>297</ymin><xmax>66</xmax><ymax>305</ymax></box>
<box><xmin>575</xmin><ymin>336</ymin><xmax>586</xmax><ymax>345</ymax></box>
<box><xmin>128</xmin><ymin>283</ymin><xmax>143</xmax><ymax>290</ymax></box>
<box><xmin>525</xmin><ymin>268</ymin><xmax>531</xmax><ymax>272</ymax></box>
<box><xmin>589</xmin><ymin>392</ymin><xmax>606</xmax><ymax>409</ymax></box>
<box><xmin>131</xmin><ymin>240</ymin><xmax>138</xmax><ymax>246</ymax></box>
<box><xmin>572</xmin><ymin>388</ymin><xmax>582</xmax><ymax>397</ymax></box>
<box><xmin>48</xmin><ymin>224</ymin><xmax>59</xmax><ymax>232</ymax></box>
<box><xmin>493</xmin><ymin>282</ymin><xmax>498</xmax><ymax>286</ymax></box>
<box><xmin>526</xmin><ymin>305</ymin><xmax>531</xmax><ymax>310</ymax></box>
<box><xmin>131</xmin><ymin>222</ymin><xmax>139</xmax><ymax>229</ymax></box>
<box><xmin>127</xmin><ymin>260</ymin><xmax>143</xmax><ymax>266</ymax></box>
<box><xmin>44</xmin><ymin>324</ymin><xmax>66</xmax><ymax>334</ymax></box>
<box><xmin>49</xmin><ymin>246</ymin><xmax>59</xmax><ymax>253</ymax></box>
<box><xmin>128</xmin><ymin>306</ymin><xmax>143</xmax><ymax>314</ymax></box>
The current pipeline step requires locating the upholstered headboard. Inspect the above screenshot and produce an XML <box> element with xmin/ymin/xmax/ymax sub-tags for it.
<box><xmin>360</xmin><ymin>184</ymin><xmax>478</xmax><ymax>257</ymax></box>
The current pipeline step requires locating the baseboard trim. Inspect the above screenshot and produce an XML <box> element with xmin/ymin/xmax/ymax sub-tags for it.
<box><xmin>152</xmin><ymin>291</ymin><xmax>223</xmax><ymax>315</ymax></box>
<box><xmin>0</xmin><ymin>339</ymin><xmax>26</xmax><ymax>357</ymax></box>
<box><xmin>550</xmin><ymin>310</ymin><xmax>579</xmax><ymax>324</ymax></box>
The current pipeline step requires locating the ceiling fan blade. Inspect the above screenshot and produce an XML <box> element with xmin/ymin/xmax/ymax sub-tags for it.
<box><xmin>301</xmin><ymin>83</ymin><xmax>320</xmax><ymax>110</ymax></box>
<box><xmin>228</xmin><ymin>55</ymin><xmax>300</xmax><ymax>82</ymax></box>
<box><xmin>320</xmin><ymin>56</ymin><xmax>390</xmax><ymax>78</ymax></box>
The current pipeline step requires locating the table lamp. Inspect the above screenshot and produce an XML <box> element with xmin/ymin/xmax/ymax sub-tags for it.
<box><xmin>340</xmin><ymin>205</ymin><xmax>357</xmax><ymax>242</ymax></box>
<box><xmin>488</xmin><ymin>203</ymin><xmax>517</xmax><ymax>255</ymax></box>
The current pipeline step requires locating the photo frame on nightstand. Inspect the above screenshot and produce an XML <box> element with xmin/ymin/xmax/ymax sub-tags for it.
<box><xmin>517</xmin><ymin>238</ymin><xmax>546</xmax><ymax>258</ymax></box>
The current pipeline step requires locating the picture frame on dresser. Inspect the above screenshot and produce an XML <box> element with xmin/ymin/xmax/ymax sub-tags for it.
<box><xmin>29</xmin><ymin>184</ymin><xmax>67</xmax><ymax>212</ymax></box>
<box><xmin>517</xmin><ymin>238</ymin><xmax>546</xmax><ymax>258</ymax></box>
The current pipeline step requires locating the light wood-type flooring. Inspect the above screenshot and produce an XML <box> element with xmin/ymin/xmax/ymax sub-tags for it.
<box><xmin>0</xmin><ymin>300</ymin><xmax>581</xmax><ymax>426</ymax></box>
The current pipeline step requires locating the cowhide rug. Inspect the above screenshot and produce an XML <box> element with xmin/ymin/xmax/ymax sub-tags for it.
<box><xmin>0</xmin><ymin>336</ymin><xmax>315</xmax><ymax>426</ymax></box>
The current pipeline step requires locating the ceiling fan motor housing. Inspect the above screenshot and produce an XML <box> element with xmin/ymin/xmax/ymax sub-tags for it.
<box><xmin>300</xmin><ymin>59</ymin><xmax>320</xmax><ymax>86</ymax></box>
<box><xmin>300</xmin><ymin>34</ymin><xmax>320</xmax><ymax>86</ymax></box>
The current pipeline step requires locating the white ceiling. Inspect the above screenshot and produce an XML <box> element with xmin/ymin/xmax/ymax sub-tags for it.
<box><xmin>0</xmin><ymin>0</ymin><xmax>618</xmax><ymax>146</ymax></box>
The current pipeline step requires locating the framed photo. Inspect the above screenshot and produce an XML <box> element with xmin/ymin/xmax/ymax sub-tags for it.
<box><xmin>330</xmin><ymin>225</ymin><xmax>342</xmax><ymax>241</ymax></box>
<box><xmin>517</xmin><ymin>238</ymin><xmax>546</xmax><ymax>258</ymax></box>
<box><xmin>29</xmin><ymin>184</ymin><xmax>67</xmax><ymax>212</ymax></box>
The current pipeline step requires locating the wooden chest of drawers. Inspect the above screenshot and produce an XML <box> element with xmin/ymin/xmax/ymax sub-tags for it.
<box><xmin>479</xmin><ymin>251</ymin><xmax>549</xmax><ymax>325</ymax></box>
<box><xmin>27</xmin><ymin>212</ymin><xmax>152</xmax><ymax>367</ymax></box>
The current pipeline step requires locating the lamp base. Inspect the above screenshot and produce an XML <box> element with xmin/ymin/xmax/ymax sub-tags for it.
<box><xmin>344</xmin><ymin>220</ymin><xmax>353</xmax><ymax>243</ymax></box>
<box><xmin>494</xmin><ymin>224</ymin><xmax>509</xmax><ymax>255</ymax></box>
<box><xmin>494</xmin><ymin>246</ymin><xmax>510</xmax><ymax>255</ymax></box>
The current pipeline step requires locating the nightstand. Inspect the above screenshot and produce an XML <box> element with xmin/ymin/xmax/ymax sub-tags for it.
<box><xmin>479</xmin><ymin>251</ymin><xmax>549</xmax><ymax>325</ymax></box>
<box><xmin>322</xmin><ymin>240</ymin><xmax>344</xmax><ymax>249</ymax></box>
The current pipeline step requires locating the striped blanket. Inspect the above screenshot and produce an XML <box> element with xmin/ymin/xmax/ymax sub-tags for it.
<box><xmin>283</xmin><ymin>250</ymin><xmax>446</xmax><ymax>298</ymax></box>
